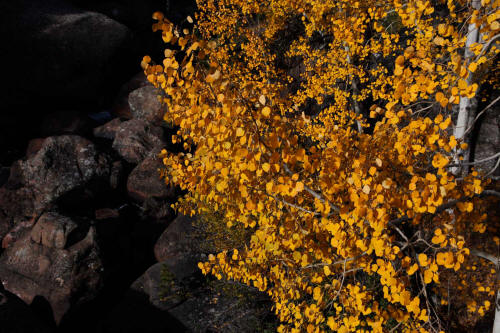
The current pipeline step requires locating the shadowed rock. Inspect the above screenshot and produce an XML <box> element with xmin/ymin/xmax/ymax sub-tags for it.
<box><xmin>0</xmin><ymin>214</ymin><xmax>103</xmax><ymax>324</ymax></box>
<box><xmin>128</xmin><ymin>86</ymin><xmax>165</xmax><ymax>125</ymax></box>
<box><xmin>112</xmin><ymin>119</ymin><xmax>165</xmax><ymax>164</ymax></box>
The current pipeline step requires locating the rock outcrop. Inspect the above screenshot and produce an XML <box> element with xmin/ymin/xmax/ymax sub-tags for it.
<box><xmin>0</xmin><ymin>213</ymin><xmax>102</xmax><ymax>324</ymax></box>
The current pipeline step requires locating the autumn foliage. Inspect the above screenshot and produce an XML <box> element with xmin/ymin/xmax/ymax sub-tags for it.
<box><xmin>142</xmin><ymin>1</ymin><xmax>500</xmax><ymax>332</ymax></box>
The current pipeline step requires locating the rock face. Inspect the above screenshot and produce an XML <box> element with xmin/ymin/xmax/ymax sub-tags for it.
<box><xmin>93</xmin><ymin>118</ymin><xmax>123</xmax><ymax>140</ymax></box>
<box><xmin>30</xmin><ymin>212</ymin><xmax>80</xmax><ymax>249</ymax></box>
<box><xmin>128</xmin><ymin>86</ymin><xmax>165</xmax><ymax>125</ymax></box>
<box><xmin>106</xmin><ymin>261</ymin><xmax>270</xmax><ymax>333</ymax></box>
<box><xmin>0</xmin><ymin>213</ymin><xmax>102</xmax><ymax>324</ymax></box>
<box><xmin>13</xmin><ymin>135</ymin><xmax>111</xmax><ymax>212</ymax></box>
<box><xmin>112</xmin><ymin>119</ymin><xmax>166</xmax><ymax>164</ymax></box>
<box><xmin>153</xmin><ymin>215</ymin><xmax>201</xmax><ymax>279</ymax></box>
<box><xmin>127</xmin><ymin>156</ymin><xmax>175</xmax><ymax>203</ymax></box>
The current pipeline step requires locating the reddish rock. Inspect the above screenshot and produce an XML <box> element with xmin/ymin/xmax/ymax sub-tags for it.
<box><xmin>95</xmin><ymin>208</ymin><xmax>120</xmax><ymax>220</ymax></box>
<box><xmin>109</xmin><ymin>160</ymin><xmax>124</xmax><ymax>189</ymax></box>
<box><xmin>93</xmin><ymin>118</ymin><xmax>122</xmax><ymax>140</ymax></box>
<box><xmin>0</xmin><ymin>215</ymin><xmax>102</xmax><ymax>324</ymax></box>
<box><xmin>25</xmin><ymin>138</ymin><xmax>46</xmax><ymax>159</ymax></box>
<box><xmin>128</xmin><ymin>86</ymin><xmax>166</xmax><ymax>125</ymax></box>
<box><xmin>0</xmin><ymin>187</ymin><xmax>35</xmax><ymax>242</ymax></box>
<box><xmin>30</xmin><ymin>212</ymin><xmax>78</xmax><ymax>249</ymax></box>
<box><xmin>112</xmin><ymin>120</ymin><xmax>165</xmax><ymax>164</ymax></box>
<box><xmin>127</xmin><ymin>156</ymin><xmax>174</xmax><ymax>202</ymax></box>
<box><xmin>1</xmin><ymin>219</ymin><xmax>37</xmax><ymax>250</ymax></box>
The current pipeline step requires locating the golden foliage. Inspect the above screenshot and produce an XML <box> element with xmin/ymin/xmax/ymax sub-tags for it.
<box><xmin>144</xmin><ymin>0</ymin><xmax>500</xmax><ymax>331</ymax></box>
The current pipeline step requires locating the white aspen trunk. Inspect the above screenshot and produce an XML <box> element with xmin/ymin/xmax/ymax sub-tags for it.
<box><xmin>452</xmin><ymin>0</ymin><xmax>482</xmax><ymax>175</ymax></box>
<box><xmin>493</xmin><ymin>289</ymin><xmax>500</xmax><ymax>333</ymax></box>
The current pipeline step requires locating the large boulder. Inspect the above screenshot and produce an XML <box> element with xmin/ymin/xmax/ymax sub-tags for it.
<box><xmin>93</xmin><ymin>118</ymin><xmax>123</xmax><ymax>140</ymax></box>
<box><xmin>153</xmin><ymin>214</ymin><xmax>201</xmax><ymax>279</ymax></box>
<box><xmin>11</xmin><ymin>135</ymin><xmax>111</xmax><ymax>212</ymax></box>
<box><xmin>105</xmin><ymin>261</ymin><xmax>271</xmax><ymax>333</ymax></box>
<box><xmin>0</xmin><ymin>212</ymin><xmax>103</xmax><ymax>324</ymax></box>
<box><xmin>127</xmin><ymin>156</ymin><xmax>175</xmax><ymax>203</ymax></box>
<box><xmin>0</xmin><ymin>0</ymin><xmax>132</xmax><ymax>110</ymax></box>
<box><xmin>112</xmin><ymin>119</ymin><xmax>166</xmax><ymax>164</ymax></box>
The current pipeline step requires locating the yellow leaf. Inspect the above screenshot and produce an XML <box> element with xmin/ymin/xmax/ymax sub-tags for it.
<box><xmin>468</xmin><ymin>62</ymin><xmax>478</xmax><ymax>73</ymax></box>
<box><xmin>395</xmin><ymin>55</ymin><xmax>405</xmax><ymax>66</ymax></box>
<box><xmin>262</xmin><ymin>163</ymin><xmax>270</xmax><ymax>172</ymax></box>
<box><xmin>424</xmin><ymin>269</ymin><xmax>433</xmax><ymax>284</ymax></box>
<box><xmin>152</xmin><ymin>11</ymin><xmax>164</xmax><ymax>20</ymax></box>
<box><xmin>259</xmin><ymin>95</ymin><xmax>266</xmax><ymax>105</ymax></box>
<box><xmin>236</xmin><ymin>128</ymin><xmax>244</xmax><ymax>137</ymax></box>
<box><xmin>418</xmin><ymin>253</ymin><xmax>428</xmax><ymax>266</ymax></box>
<box><xmin>262</xmin><ymin>106</ymin><xmax>271</xmax><ymax>117</ymax></box>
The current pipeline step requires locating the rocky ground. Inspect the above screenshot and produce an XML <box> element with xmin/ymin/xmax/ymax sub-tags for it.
<box><xmin>0</xmin><ymin>1</ymin><xmax>274</xmax><ymax>332</ymax></box>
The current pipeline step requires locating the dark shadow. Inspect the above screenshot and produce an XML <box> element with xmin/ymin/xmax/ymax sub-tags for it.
<box><xmin>30</xmin><ymin>295</ymin><xmax>57</xmax><ymax>329</ymax></box>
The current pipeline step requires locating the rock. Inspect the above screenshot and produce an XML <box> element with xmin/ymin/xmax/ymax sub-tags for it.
<box><xmin>127</xmin><ymin>156</ymin><xmax>175</xmax><ymax>203</ymax></box>
<box><xmin>0</xmin><ymin>287</ymin><xmax>54</xmax><ymax>333</ymax></box>
<box><xmin>1</xmin><ymin>0</ymin><xmax>132</xmax><ymax>110</ymax></box>
<box><xmin>103</xmin><ymin>263</ymin><xmax>188</xmax><ymax>333</ymax></box>
<box><xmin>153</xmin><ymin>215</ymin><xmax>200</xmax><ymax>279</ymax></box>
<box><xmin>30</xmin><ymin>212</ymin><xmax>79</xmax><ymax>249</ymax></box>
<box><xmin>2</xmin><ymin>219</ymin><xmax>38</xmax><ymax>250</ymax></box>
<box><xmin>0</xmin><ymin>188</ymin><xmax>36</xmax><ymax>241</ymax></box>
<box><xmin>111</xmin><ymin>72</ymin><xmax>151</xmax><ymax>119</ymax></box>
<box><xmin>109</xmin><ymin>160</ymin><xmax>125</xmax><ymax>190</ymax></box>
<box><xmin>40</xmin><ymin>111</ymin><xmax>90</xmax><ymax>137</ymax></box>
<box><xmin>128</xmin><ymin>86</ymin><xmax>165</xmax><ymax>125</ymax></box>
<box><xmin>106</xmin><ymin>261</ymin><xmax>270</xmax><ymax>333</ymax></box>
<box><xmin>0</xmin><ymin>215</ymin><xmax>103</xmax><ymax>324</ymax></box>
<box><xmin>0</xmin><ymin>166</ymin><xmax>10</xmax><ymax>187</ymax></box>
<box><xmin>15</xmin><ymin>135</ymin><xmax>111</xmax><ymax>212</ymax></box>
<box><xmin>93</xmin><ymin>118</ymin><xmax>122</xmax><ymax>140</ymax></box>
<box><xmin>26</xmin><ymin>139</ymin><xmax>46</xmax><ymax>159</ymax></box>
<box><xmin>95</xmin><ymin>208</ymin><xmax>120</xmax><ymax>220</ymax></box>
<box><xmin>112</xmin><ymin>120</ymin><xmax>166</xmax><ymax>164</ymax></box>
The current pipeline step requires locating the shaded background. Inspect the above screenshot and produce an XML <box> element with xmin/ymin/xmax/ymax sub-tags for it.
<box><xmin>0</xmin><ymin>0</ymin><xmax>196</xmax><ymax>166</ymax></box>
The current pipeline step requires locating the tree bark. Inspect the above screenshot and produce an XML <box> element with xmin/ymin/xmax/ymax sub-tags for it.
<box><xmin>452</xmin><ymin>0</ymin><xmax>482</xmax><ymax>176</ymax></box>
